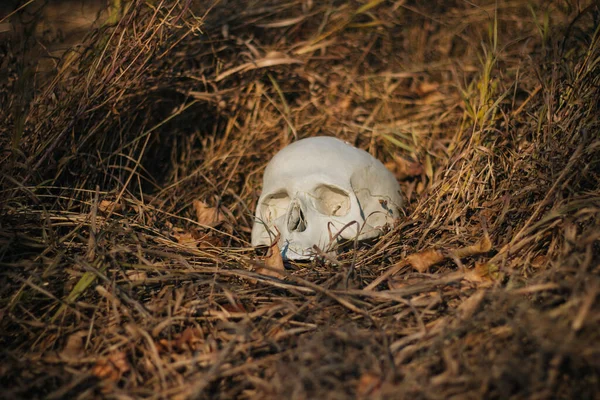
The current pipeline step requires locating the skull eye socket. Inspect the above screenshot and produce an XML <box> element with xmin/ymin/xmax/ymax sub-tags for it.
<box><xmin>261</xmin><ymin>191</ymin><xmax>290</xmax><ymax>222</ymax></box>
<box><xmin>312</xmin><ymin>185</ymin><xmax>350</xmax><ymax>217</ymax></box>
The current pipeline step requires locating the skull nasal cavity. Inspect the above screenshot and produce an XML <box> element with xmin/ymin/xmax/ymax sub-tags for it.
<box><xmin>287</xmin><ymin>202</ymin><xmax>307</xmax><ymax>232</ymax></box>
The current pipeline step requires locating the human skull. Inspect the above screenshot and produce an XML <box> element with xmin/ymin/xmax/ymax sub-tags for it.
<box><xmin>251</xmin><ymin>136</ymin><xmax>402</xmax><ymax>260</ymax></box>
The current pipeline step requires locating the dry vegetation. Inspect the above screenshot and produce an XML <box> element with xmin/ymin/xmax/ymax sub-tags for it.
<box><xmin>1</xmin><ymin>0</ymin><xmax>599</xmax><ymax>398</ymax></box>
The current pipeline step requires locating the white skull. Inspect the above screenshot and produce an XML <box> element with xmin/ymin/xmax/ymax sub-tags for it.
<box><xmin>251</xmin><ymin>136</ymin><xmax>402</xmax><ymax>260</ymax></box>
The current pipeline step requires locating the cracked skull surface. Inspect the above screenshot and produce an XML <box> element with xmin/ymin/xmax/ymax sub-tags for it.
<box><xmin>251</xmin><ymin>136</ymin><xmax>403</xmax><ymax>260</ymax></box>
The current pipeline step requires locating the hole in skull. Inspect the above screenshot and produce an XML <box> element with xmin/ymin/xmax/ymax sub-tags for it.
<box><xmin>287</xmin><ymin>202</ymin><xmax>307</xmax><ymax>232</ymax></box>
<box><xmin>261</xmin><ymin>191</ymin><xmax>290</xmax><ymax>222</ymax></box>
<box><xmin>312</xmin><ymin>185</ymin><xmax>350</xmax><ymax>216</ymax></box>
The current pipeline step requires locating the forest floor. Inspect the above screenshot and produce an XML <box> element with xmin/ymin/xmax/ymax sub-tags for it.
<box><xmin>1</xmin><ymin>1</ymin><xmax>599</xmax><ymax>399</ymax></box>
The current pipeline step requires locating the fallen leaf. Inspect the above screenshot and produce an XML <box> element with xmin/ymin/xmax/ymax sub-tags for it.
<box><xmin>424</xmin><ymin>154</ymin><xmax>433</xmax><ymax>181</ymax></box>
<box><xmin>126</xmin><ymin>270</ymin><xmax>147</xmax><ymax>282</ymax></box>
<box><xmin>406</xmin><ymin>249</ymin><xmax>445</xmax><ymax>273</ymax></box>
<box><xmin>98</xmin><ymin>199</ymin><xmax>122</xmax><ymax>214</ymax></box>
<box><xmin>334</xmin><ymin>94</ymin><xmax>353</xmax><ymax>113</ymax></box>
<box><xmin>531</xmin><ymin>255</ymin><xmax>547</xmax><ymax>268</ymax></box>
<box><xmin>193</xmin><ymin>199</ymin><xmax>225</xmax><ymax>227</ymax></box>
<box><xmin>221</xmin><ymin>302</ymin><xmax>248</xmax><ymax>313</ymax></box>
<box><xmin>59</xmin><ymin>330</ymin><xmax>87</xmax><ymax>360</ymax></box>
<box><xmin>415</xmin><ymin>81</ymin><xmax>439</xmax><ymax>96</ymax></box>
<box><xmin>416</xmin><ymin>181</ymin><xmax>426</xmax><ymax>195</ymax></box>
<box><xmin>175</xmin><ymin>327</ymin><xmax>204</xmax><ymax>351</ymax></box>
<box><xmin>456</xmin><ymin>290</ymin><xmax>486</xmax><ymax>320</ymax></box>
<box><xmin>197</xmin><ymin>233</ymin><xmax>225</xmax><ymax>248</ymax></box>
<box><xmin>453</xmin><ymin>235</ymin><xmax>492</xmax><ymax>258</ymax></box>
<box><xmin>256</xmin><ymin>242</ymin><xmax>285</xmax><ymax>278</ymax></box>
<box><xmin>406</xmin><ymin>235</ymin><xmax>493</xmax><ymax>273</ymax></box>
<box><xmin>172</xmin><ymin>231</ymin><xmax>198</xmax><ymax>249</ymax></box>
<box><xmin>266</xmin><ymin>326</ymin><xmax>284</xmax><ymax>339</ymax></box>
<box><xmin>95</xmin><ymin>285</ymin><xmax>121</xmax><ymax>306</ymax></box>
<box><xmin>490</xmin><ymin>325</ymin><xmax>513</xmax><ymax>339</ymax></box>
<box><xmin>357</xmin><ymin>372</ymin><xmax>382</xmax><ymax>397</ymax></box>
<box><xmin>386</xmin><ymin>274</ymin><xmax>419</xmax><ymax>290</ymax></box>
<box><xmin>92</xmin><ymin>351</ymin><xmax>130</xmax><ymax>382</ymax></box>
<box><xmin>464</xmin><ymin>262</ymin><xmax>500</xmax><ymax>283</ymax></box>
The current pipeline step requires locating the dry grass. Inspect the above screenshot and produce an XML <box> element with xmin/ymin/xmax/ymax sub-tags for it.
<box><xmin>1</xmin><ymin>0</ymin><xmax>599</xmax><ymax>398</ymax></box>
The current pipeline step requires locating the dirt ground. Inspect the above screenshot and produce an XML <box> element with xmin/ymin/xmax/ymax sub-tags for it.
<box><xmin>0</xmin><ymin>0</ymin><xmax>599</xmax><ymax>399</ymax></box>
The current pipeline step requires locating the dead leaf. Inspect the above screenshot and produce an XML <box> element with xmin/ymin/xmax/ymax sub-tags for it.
<box><xmin>193</xmin><ymin>200</ymin><xmax>225</xmax><ymax>227</ymax></box>
<box><xmin>490</xmin><ymin>325</ymin><xmax>513</xmax><ymax>339</ymax></box>
<box><xmin>464</xmin><ymin>262</ymin><xmax>499</xmax><ymax>283</ymax></box>
<box><xmin>415</xmin><ymin>81</ymin><xmax>439</xmax><ymax>96</ymax></box>
<box><xmin>96</xmin><ymin>285</ymin><xmax>121</xmax><ymax>306</ymax></box>
<box><xmin>197</xmin><ymin>233</ymin><xmax>225</xmax><ymax>248</ymax></box>
<box><xmin>126</xmin><ymin>270</ymin><xmax>147</xmax><ymax>282</ymax></box>
<box><xmin>92</xmin><ymin>351</ymin><xmax>130</xmax><ymax>382</ymax></box>
<box><xmin>256</xmin><ymin>242</ymin><xmax>285</xmax><ymax>278</ymax></box>
<box><xmin>221</xmin><ymin>302</ymin><xmax>248</xmax><ymax>313</ymax></box>
<box><xmin>175</xmin><ymin>327</ymin><xmax>204</xmax><ymax>351</ymax></box>
<box><xmin>423</xmin><ymin>154</ymin><xmax>433</xmax><ymax>181</ymax></box>
<box><xmin>59</xmin><ymin>330</ymin><xmax>87</xmax><ymax>360</ymax></box>
<box><xmin>385</xmin><ymin>155</ymin><xmax>424</xmax><ymax>180</ymax></box>
<box><xmin>172</xmin><ymin>231</ymin><xmax>198</xmax><ymax>249</ymax></box>
<box><xmin>416</xmin><ymin>181</ymin><xmax>426</xmax><ymax>195</ymax></box>
<box><xmin>453</xmin><ymin>235</ymin><xmax>492</xmax><ymax>258</ymax></box>
<box><xmin>531</xmin><ymin>255</ymin><xmax>547</xmax><ymax>268</ymax></box>
<box><xmin>98</xmin><ymin>199</ymin><xmax>122</xmax><ymax>214</ymax></box>
<box><xmin>406</xmin><ymin>249</ymin><xmax>445</xmax><ymax>273</ymax></box>
<box><xmin>331</xmin><ymin>93</ymin><xmax>353</xmax><ymax>114</ymax></box>
<box><xmin>420</xmin><ymin>91</ymin><xmax>446</xmax><ymax>105</ymax></box>
<box><xmin>266</xmin><ymin>326</ymin><xmax>284</xmax><ymax>339</ymax></box>
<box><xmin>456</xmin><ymin>290</ymin><xmax>486</xmax><ymax>320</ymax></box>
<box><xmin>386</xmin><ymin>273</ymin><xmax>418</xmax><ymax>290</ymax></box>
<box><xmin>406</xmin><ymin>235</ymin><xmax>493</xmax><ymax>273</ymax></box>
<box><xmin>357</xmin><ymin>372</ymin><xmax>382</xmax><ymax>397</ymax></box>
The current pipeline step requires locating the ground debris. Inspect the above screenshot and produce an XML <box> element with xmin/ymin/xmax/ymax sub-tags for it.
<box><xmin>193</xmin><ymin>199</ymin><xmax>226</xmax><ymax>228</ymax></box>
<box><xmin>254</xmin><ymin>241</ymin><xmax>286</xmax><ymax>279</ymax></box>
<box><xmin>58</xmin><ymin>331</ymin><xmax>87</xmax><ymax>361</ymax></box>
<box><xmin>91</xmin><ymin>351</ymin><xmax>131</xmax><ymax>383</ymax></box>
